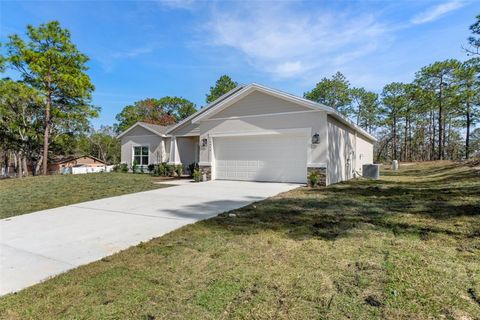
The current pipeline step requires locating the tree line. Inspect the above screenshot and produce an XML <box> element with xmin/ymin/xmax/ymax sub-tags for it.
<box><xmin>114</xmin><ymin>74</ymin><xmax>238</xmax><ymax>133</ymax></box>
<box><xmin>1</xmin><ymin>16</ymin><xmax>478</xmax><ymax>178</ymax></box>
<box><xmin>1</xmin><ymin>21</ymin><xmax>98</xmax><ymax>177</ymax></box>
<box><xmin>304</xmin><ymin>15</ymin><xmax>480</xmax><ymax>162</ymax></box>
<box><xmin>0</xmin><ymin>20</ymin><xmax>239</xmax><ymax>178</ymax></box>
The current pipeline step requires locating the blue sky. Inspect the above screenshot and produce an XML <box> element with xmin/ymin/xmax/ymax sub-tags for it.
<box><xmin>1</xmin><ymin>0</ymin><xmax>478</xmax><ymax>127</ymax></box>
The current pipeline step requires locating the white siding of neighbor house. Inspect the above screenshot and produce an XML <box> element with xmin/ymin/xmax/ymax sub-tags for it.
<box><xmin>120</xmin><ymin>126</ymin><xmax>165</xmax><ymax>168</ymax></box>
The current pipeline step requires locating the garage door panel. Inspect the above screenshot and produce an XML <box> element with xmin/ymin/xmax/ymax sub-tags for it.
<box><xmin>214</xmin><ymin>134</ymin><xmax>307</xmax><ymax>183</ymax></box>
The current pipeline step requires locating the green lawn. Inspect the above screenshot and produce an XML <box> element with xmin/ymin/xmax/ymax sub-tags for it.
<box><xmin>1</xmin><ymin>162</ymin><xmax>479</xmax><ymax>319</ymax></box>
<box><xmin>0</xmin><ymin>173</ymin><xmax>169</xmax><ymax>219</ymax></box>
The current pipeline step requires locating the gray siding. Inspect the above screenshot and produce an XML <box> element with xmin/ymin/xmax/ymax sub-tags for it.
<box><xmin>169</xmin><ymin>120</ymin><xmax>200</xmax><ymax>136</ymax></box>
<box><xmin>327</xmin><ymin>116</ymin><xmax>356</xmax><ymax>184</ymax></box>
<box><xmin>199</xmin><ymin>111</ymin><xmax>328</xmax><ymax>166</ymax></box>
<box><xmin>176</xmin><ymin>137</ymin><xmax>198</xmax><ymax>165</ymax></box>
<box><xmin>120</xmin><ymin>126</ymin><xmax>164</xmax><ymax>168</ymax></box>
<box><xmin>211</xmin><ymin>91</ymin><xmax>310</xmax><ymax>118</ymax></box>
<box><xmin>355</xmin><ymin>133</ymin><xmax>374</xmax><ymax>173</ymax></box>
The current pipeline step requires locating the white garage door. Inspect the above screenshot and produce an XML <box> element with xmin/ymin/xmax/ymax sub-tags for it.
<box><xmin>214</xmin><ymin>133</ymin><xmax>307</xmax><ymax>183</ymax></box>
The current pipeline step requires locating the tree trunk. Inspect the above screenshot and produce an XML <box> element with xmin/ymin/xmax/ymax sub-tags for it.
<box><xmin>430</xmin><ymin>111</ymin><xmax>435</xmax><ymax>161</ymax></box>
<box><xmin>2</xmin><ymin>153</ymin><xmax>8</xmax><ymax>177</ymax></box>
<box><xmin>42</xmin><ymin>91</ymin><xmax>52</xmax><ymax>175</ymax></box>
<box><xmin>393</xmin><ymin>115</ymin><xmax>397</xmax><ymax>160</ymax></box>
<box><xmin>466</xmin><ymin>103</ymin><xmax>471</xmax><ymax>159</ymax></box>
<box><xmin>22</xmin><ymin>156</ymin><xmax>28</xmax><ymax>177</ymax></box>
<box><xmin>35</xmin><ymin>155</ymin><xmax>43</xmax><ymax>176</ymax></box>
<box><xmin>404</xmin><ymin>117</ymin><xmax>408</xmax><ymax>161</ymax></box>
<box><xmin>438</xmin><ymin>79</ymin><xmax>443</xmax><ymax>160</ymax></box>
<box><xmin>14</xmin><ymin>152</ymin><xmax>22</xmax><ymax>179</ymax></box>
<box><xmin>356</xmin><ymin>103</ymin><xmax>362</xmax><ymax>126</ymax></box>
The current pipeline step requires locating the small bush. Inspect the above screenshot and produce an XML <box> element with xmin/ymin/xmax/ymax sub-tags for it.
<box><xmin>188</xmin><ymin>163</ymin><xmax>199</xmax><ymax>177</ymax></box>
<box><xmin>193</xmin><ymin>169</ymin><xmax>202</xmax><ymax>182</ymax></box>
<box><xmin>308</xmin><ymin>171</ymin><xmax>320</xmax><ymax>187</ymax></box>
<box><xmin>112</xmin><ymin>163</ymin><xmax>128</xmax><ymax>173</ymax></box>
<box><xmin>132</xmin><ymin>161</ymin><xmax>139</xmax><ymax>174</ymax></box>
<box><xmin>120</xmin><ymin>163</ymin><xmax>128</xmax><ymax>173</ymax></box>
<box><xmin>157</xmin><ymin>163</ymin><xmax>166</xmax><ymax>176</ymax></box>
<box><xmin>166</xmin><ymin>164</ymin><xmax>176</xmax><ymax>177</ymax></box>
<box><xmin>147</xmin><ymin>164</ymin><xmax>155</xmax><ymax>173</ymax></box>
<box><xmin>175</xmin><ymin>164</ymin><xmax>183</xmax><ymax>177</ymax></box>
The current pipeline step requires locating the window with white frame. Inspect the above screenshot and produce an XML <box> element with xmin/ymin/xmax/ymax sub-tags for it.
<box><xmin>133</xmin><ymin>146</ymin><xmax>149</xmax><ymax>165</ymax></box>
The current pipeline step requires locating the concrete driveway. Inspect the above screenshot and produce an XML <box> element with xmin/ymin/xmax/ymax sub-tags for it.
<box><xmin>0</xmin><ymin>180</ymin><xmax>299</xmax><ymax>295</ymax></box>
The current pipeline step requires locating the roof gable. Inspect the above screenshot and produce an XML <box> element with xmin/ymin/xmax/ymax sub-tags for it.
<box><xmin>192</xmin><ymin>84</ymin><xmax>328</xmax><ymax>123</ymax></box>
<box><xmin>166</xmin><ymin>85</ymin><xmax>245</xmax><ymax>135</ymax></box>
<box><xmin>117</xmin><ymin>122</ymin><xmax>170</xmax><ymax>139</ymax></box>
<box><xmin>209</xmin><ymin>90</ymin><xmax>313</xmax><ymax>119</ymax></box>
<box><xmin>165</xmin><ymin>83</ymin><xmax>376</xmax><ymax>142</ymax></box>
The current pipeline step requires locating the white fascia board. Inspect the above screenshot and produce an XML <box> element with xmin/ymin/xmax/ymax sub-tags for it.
<box><xmin>192</xmin><ymin>85</ymin><xmax>255</xmax><ymax>124</ymax></box>
<box><xmin>166</xmin><ymin>85</ymin><xmax>246</xmax><ymax>135</ymax></box>
<box><xmin>327</xmin><ymin>110</ymin><xmax>377</xmax><ymax>142</ymax></box>
<box><xmin>251</xmin><ymin>83</ymin><xmax>376</xmax><ymax>142</ymax></box>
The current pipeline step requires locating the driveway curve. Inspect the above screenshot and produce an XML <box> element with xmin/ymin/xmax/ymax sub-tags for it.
<box><xmin>0</xmin><ymin>180</ymin><xmax>299</xmax><ymax>295</ymax></box>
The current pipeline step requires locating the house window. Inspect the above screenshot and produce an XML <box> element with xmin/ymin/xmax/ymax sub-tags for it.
<box><xmin>133</xmin><ymin>146</ymin><xmax>149</xmax><ymax>165</ymax></box>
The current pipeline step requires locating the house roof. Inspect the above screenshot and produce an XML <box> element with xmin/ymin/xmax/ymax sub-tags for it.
<box><xmin>165</xmin><ymin>85</ymin><xmax>246</xmax><ymax>135</ymax></box>
<box><xmin>120</xmin><ymin>84</ymin><xmax>376</xmax><ymax>142</ymax></box>
<box><xmin>169</xmin><ymin>83</ymin><xmax>377</xmax><ymax>142</ymax></box>
<box><xmin>117</xmin><ymin>121</ymin><xmax>173</xmax><ymax>139</ymax></box>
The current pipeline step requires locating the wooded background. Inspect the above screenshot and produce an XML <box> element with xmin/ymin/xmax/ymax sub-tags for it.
<box><xmin>1</xmin><ymin>16</ymin><xmax>479</xmax><ymax>177</ymax></box>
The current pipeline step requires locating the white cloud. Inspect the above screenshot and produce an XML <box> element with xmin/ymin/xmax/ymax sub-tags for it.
<box><xmin>274</xmin><ymin>61</ymin><xmax>304</xmax><ymax>77</ymax></box>
<box><xmin>204</xmin><ymin>2</ymin><xmax>388</xmax><ymax>79</ymax></box>
<box><xmin>411</xmin><ymin>1</ymin><xmax>463</xmax><ymax>24</ymax></box>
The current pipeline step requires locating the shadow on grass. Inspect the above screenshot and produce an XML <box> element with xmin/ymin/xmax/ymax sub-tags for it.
<box><xmin>202</xmin><ymin>165</ymin><xmax>480</xmax><ymax>242</ymax></box>
<box><xmin>159</xmin><ymin>196</ymin><xmax>265</xmax><ymax>220</ymax></box>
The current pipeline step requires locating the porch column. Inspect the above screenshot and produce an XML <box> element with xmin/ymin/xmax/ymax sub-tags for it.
<box><xmin>168</xmin><ymin>137</ymin><xmax>181</xmax><ymax>165</ymax></box>
<box><xmin>198</xmin><ymin>135</ymin><xmax>212</xmax><ymax>181</ymax></box>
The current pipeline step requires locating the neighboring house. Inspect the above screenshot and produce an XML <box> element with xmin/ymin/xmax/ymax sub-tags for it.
<box><xmin>119</xmin><ymin>83</ymin><xmax>376</xmax><ymax>185</ymax></box>
<box><xmin>48</xmin><ymin>155</ymin><xmax>108</xmax><ymax>173</ymax></box>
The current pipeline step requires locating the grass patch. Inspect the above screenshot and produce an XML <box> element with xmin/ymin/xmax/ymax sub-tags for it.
<box><xmin>0</xmin><ymin>173</ymin><xmax>169</xmax><ymax>219</ymax></box>
<box><xmin>0</xmin><ymin>161</ymin><xmax>479</xmax><ymax>319</ymax></box>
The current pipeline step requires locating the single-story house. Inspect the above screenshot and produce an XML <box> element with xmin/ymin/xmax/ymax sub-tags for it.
<box><xmin>48</xmin><ymin>155</ymin><xmax>108</xmax><ymax>173</ymax></box>
<box><xmin>118</xmin><ymin>83</ymin><xmax>376</xmax><ymax>185</ymax></box>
